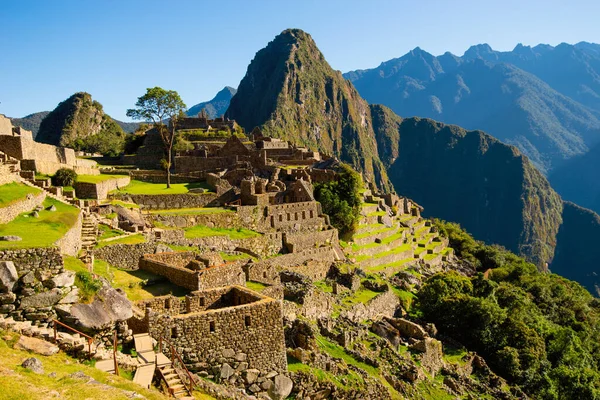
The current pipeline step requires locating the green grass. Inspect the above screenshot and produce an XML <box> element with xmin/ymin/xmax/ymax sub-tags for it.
<box><xmin>367</xmin><ymin>211</ymin><xmax>386</xmax><ymax>217</ymax></box>
<box><xmin>340</xmin><ymin>288</ymin><xmax>380</xmax><ymax>308</ymax></box>
<box><xmin>0</xmin><ymin>198</ymin><xmax>79</xmax><ymax>249</ymax></box>
<box><xmin>353</xmin><ymin>225</ymin><xmax>396</xmax><ymax>240</ymax></box>
<box><xmin>166</xmin><ymin>244</ymin><xmax>199</xmax><ymax>253</ymax></box>
<box><xmin>95</xmin><ymin>234</ymin><xmax>146</xmax><ymax>249</ymax></box>
<box><xmin>102</xmin><ymin>199</ymin><xmax>140</xmax><ymax>209</ymax></box>
<box><xmin>371</xmin><ymin>243</ymin><xmax>413</xmax><ymax>260</ymax></box>
<box><xmin>76</xmin><ymin>174</ymin><xmax>127</xmax><ymax>183</ymax></box>
<box><xmin>148</xmin><ymin>207</ymin><xmax>232</xmax><ymax>215</ymax></box>
<box><xmin>112</xmin><ymin>180</ymin><xmax>211</xmax><ymax>195</ymax></box>
<box><xmin>184</xmin><ymin>225</ymin><xmax>259</xmax><ymax>240</ymax></box>
<box><xmin>0</xmin><ymin>330</ymin><xmax>175</xmax><ymax>400</ymax></box>
<box><xmin>246</xmin><ymin>281</ymin><xmax>268</xmax><ymax>292</ymax></box>
<box><xmin>0</xmin><ymin>182</ymin><xmax>41</xmax><ymax>207</ymax></box>
<box><xmin>92</xmin><ymin>259</ymin><xmax>189</xmax><ymax>301</ymax></box>
<box><xmin>220</xmin><ymin>252</ymin><xmax>251</xmax><ymax>261</ymax></box>
<box><xmin>314</xmin><ymin>280</ymin><xmax>334</xmax><ymax>293</ymax></box>
<box><xmin>391</xmin><ymin>288</ymin><xmax>416</xmax><ymax>310</ymax></box>
<box><xmin>365</xmin><ymin>258</ymin><xmax>413</xmax><ymax>273</ymax></box>
<box><xmin>97</xmin><ymin>224</ymin><xmax>124</xmax><ymax>240</ymax></box>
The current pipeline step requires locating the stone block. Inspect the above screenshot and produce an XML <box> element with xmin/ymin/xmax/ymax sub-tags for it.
<box><xmin>0</xmin><ymin>261</ymin><xmax>18</xmax><ymax>291</ymax></box>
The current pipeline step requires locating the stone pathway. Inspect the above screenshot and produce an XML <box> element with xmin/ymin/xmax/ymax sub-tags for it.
<box><xmin>80</xmin><ymin>213</ymin><xmax>98</xmax><ymax>268</ymax></box>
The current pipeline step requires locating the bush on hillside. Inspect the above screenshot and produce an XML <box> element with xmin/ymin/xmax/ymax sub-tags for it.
<box><xmin>314</xmin><ymin>163</ymin><xmax>362</xmax><ymax>235</ymax></box>
<box><xmin>52</xmin><ymin>168</ymin><xmax>78</xmax><ymax>187</ymax></box>
<box><xmin>418</xmin><ymin>221</ymin><xmax>600</xmax><ymax>400</ymax></box>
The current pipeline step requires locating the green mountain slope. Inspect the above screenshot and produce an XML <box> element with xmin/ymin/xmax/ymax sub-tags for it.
<box><xmin>187</xmin><ymin>86</ymin><xmax>236</xmax><ymax>118</ymax></box>
<box><xmin>379</xmin><ymin>115</ymin><xmax>563</xmax><ymax>266</ymax></box>
<box><xmin>226</xmin><ymin>29</ymin><xmax>390</xmax><ymax>189</ymax></box>
<box><xmin>552</xmin><ymin>202</ymin><xmax>600</xmax><ymax>295</ymax></box>
<box><xmin>550</xmin><ymin>141</ymin><xmax>600</xmax><ymax>214</ymax></box>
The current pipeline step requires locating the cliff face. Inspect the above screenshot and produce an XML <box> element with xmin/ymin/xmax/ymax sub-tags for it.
<box><xmin>381</xmin><ymin>116</ymin><xmax>563</xmax><ymax>266</ymax></box>
<box><xmin>36</xmin><ymin>92</ymin><xmax>123</xmax><ymax>148</ymax></box>
<box><xmin>552</xmin><ymin>202</ymin><xmax>600</xmax><ymax>295</ymax></box>
<box><xmin>226</xmin><ymin>29</ymin><xmax>390</xmax><ymax>189</ymax></box>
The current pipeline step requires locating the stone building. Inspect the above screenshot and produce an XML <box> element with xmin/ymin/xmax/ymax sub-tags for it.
<box><xmin>130</xmin><ymin>285</ymin><xmax>287</xmax><ymax>373</ymax></box>
<box><xmin>0</xmin><ymin>114</ymin><xmax>98</xmax><ymax>175</ymax></box>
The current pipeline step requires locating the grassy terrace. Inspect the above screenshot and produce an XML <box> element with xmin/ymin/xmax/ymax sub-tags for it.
<box><xmin>102</xmin><ymin>199</ymin><xmax>140</xmax><ymax>209</ymax></box>
<box><xmin>148</xmin><ymin>207</ymin><xmax>232</xmax><ymax>215</ymax></box>
<box><xmin>353</xmin><ymin>225</ymin><xmax>396</xmax><ymax>240</ymax></box>
<box><xmin>95</xmin><ymin>233</ymin><xmax>146</xmax><ymax>249</ymax></box>
<box><xmin>76</xmin><ymin>174</ymin><xmax>127</xmax><ymax>183</ymax></box>
<box><xmin>111</xmin><ymin>180</ymin><xmax>212</xmax><ymax>195</ymax></box>
<box><xmin>365</xmin><ymin>258</ymin><xmax>413</xmax><ymax>273</ymax></box>
<box><xmin>0</xmin><ymin>182</ymin><xmax>41</xmax><ymax>207</ymax></box>
<box><xmin>0</xmin><ymin>198</ymin><xmax>79</xmax><ymax>249</ymax></box>
<box><xmin>97</xmin><ymin>224</ymin><xmax>124</xmax><ymax>240</ymax></box>
<box><xmin>350</xmin><ymin>230</ymin><xmax>405</xmax><ymax>252</ymax></box>
<box><xmin>184</xmin><ymin>225</ymin><xmax>259</xmax><ymax>240</ymax></box>
<box><xmin>64</xmin><ymin>256</ymin><xmax>188</xmax><ymax>301</ymax></box>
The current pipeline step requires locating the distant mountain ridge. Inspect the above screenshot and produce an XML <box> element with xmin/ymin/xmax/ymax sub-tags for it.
<box><xmin>345</xmin><ymin>42</ymin><xmax>600</xmax><ymax>174</ymax></box>
<box><xmin>9</xmin><ymin>111</ymin><xmax>49</xmax><ymax>138</ymax></box>
<box><xmin>187</xmin><ymin>86</ymin><xmax>237</xmax><ymax>118</ymax></box>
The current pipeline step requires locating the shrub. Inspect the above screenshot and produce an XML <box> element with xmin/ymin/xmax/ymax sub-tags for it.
<box><xmin>52</xmin><ymin>168</ymin><xmax>78</xmax><ymax>187</ymax></box>
<box><xmin>74</xmin><ymin>270</ymin><xmax>102</xmax><ymax>302</ymax></box>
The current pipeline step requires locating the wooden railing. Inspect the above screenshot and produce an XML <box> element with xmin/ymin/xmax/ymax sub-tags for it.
<box><xmin>158</xmin><ymin>336</ymin><xmax>197</xmax><ymax>395</ymax></box>
<box><xmin>53</xmin><ymin>319</ymin><xmax>94</xmax><ymax>359</ymax></box>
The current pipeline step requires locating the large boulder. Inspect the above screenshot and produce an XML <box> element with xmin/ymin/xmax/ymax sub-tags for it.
<box><xmin>15</xmin><ymin>336</ymin><xmax>59</xmax><ymax>356</ymax></box>
<box><xmin>114</xmin><ymin>205</ymin><xmax>146</xmax><ymax>229</ymax></box>
<box><xmin>19</xmin><ymin>288</ymin><xmax>63</xmax><ymax>309</ymax></box>
<box><xmin>50</xmin><ymin>271</ymin><xmax>76</xmax><ymax>288</ymax></box>
<box><xmin>57</xmin><ymin>286</ymin><xmax>132</xmax><ymax>332</ymax></box>
<box><xmin>268</xmin><ymin>374</ymin><xmax>293</xmax><ymax>400</ymax></box>
<box><xmin>0</xmin><ymin>261</ymin><xmax>18</xmax><ymax>292</ymax></box>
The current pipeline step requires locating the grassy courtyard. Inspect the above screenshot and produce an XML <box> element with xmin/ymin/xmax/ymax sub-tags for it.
<box><xmin>0</xmin><ymin>198</ymin><xmax>79</xmax><ymax>249</ymax></box>
<box><xmin>184</xmin><ymin>225</ymin><xmax>260</xmax><ymax>240</ymax></box>
<box><xmin>0</xmin><ymin>182</ymin><xmax>41</xmax><ymax>207</ymax></box>
<box><xmin>111</xmin><ymin>179</ymin><xmax>212</xmax><ymax>195</ymax></box>
<box><xmin>76</xmin><ymin>174</ymin><xmax>128</xmax><ymax>183</ymax></box>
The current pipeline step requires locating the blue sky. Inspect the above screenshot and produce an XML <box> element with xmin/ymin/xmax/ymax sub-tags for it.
<box><xmin>1</xmin><ymin>0</ymin><xmax>599</xmax><ymax>120</ymax></box>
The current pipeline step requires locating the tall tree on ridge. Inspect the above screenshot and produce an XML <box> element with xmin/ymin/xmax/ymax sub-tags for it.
<box><xmin>126</xmin><ymin>87</ymin><xmax>186</xmax><ymax>188</ymax></box>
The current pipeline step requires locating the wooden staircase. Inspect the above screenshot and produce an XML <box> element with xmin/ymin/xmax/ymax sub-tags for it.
<box><xmin>157</xmin><ymin>363</ymin><xmax>194</xmax><ymax>399</ymax></box>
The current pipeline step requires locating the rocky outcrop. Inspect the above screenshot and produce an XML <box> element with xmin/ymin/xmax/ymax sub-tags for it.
<box><xmin>227</xmin><ymin>29</ymin><xmax>390</xmax><ymax>190</ymax></box>
<box><xmin>57</xmin><ymin>286</ymin><xmax>132</xmax><ymax>332</ymax></box>
<box><xmin>0</xmin><ymin>261</ymin><xmax>18</xmax><ymax>292</ymax></box>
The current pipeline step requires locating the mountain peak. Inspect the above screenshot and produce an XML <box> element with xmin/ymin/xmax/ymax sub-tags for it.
<box><xmin>187</xmin><ymin>86</ymin><xmax>237</xmax><ymax>118</ymax></box>
<box><xmin>463</xmin><ymin>43</ymin><xmax>495</xmax><ymax>59</ymax></box>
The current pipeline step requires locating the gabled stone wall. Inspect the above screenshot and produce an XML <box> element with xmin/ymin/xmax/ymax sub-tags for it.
<box><xmin>74</xmin><ymin>176</ymin><xmax>131</xmax><ymax>200</ymax></box>
<box><xmin>146</xmin><ymin>285</ymin><xmax>287</xmax><ymax>373</ymax></box>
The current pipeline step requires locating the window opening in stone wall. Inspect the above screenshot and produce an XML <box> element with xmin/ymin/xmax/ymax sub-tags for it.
<box><xmin>245</xmin><ymin>316</ymin><xmax>251</xmax><ymax>327</ymax></box>
<box><xmin>310</xmin><ymin>210</ymin><xmax>314</xmax><ymax>218</ymax></box>
<box><xmin>171</xmin><ymin>327</ymin><xmax>178</xmax><ymax>339</ymax></box>
<box><xmin>263</xmin><ymin>271</ymin><xmax>267</xmax><ymax>279</ymax></box>
<box><xmin>165</xmin><ymin>298</ymin><xmax>171</xmax><ymax>309</ymax></box>
<box><xmin>209</xmin><ymin>321</ymin><xmax>215</xmax><ymax>332</ymax></box>
<box><xmin>199</xmin><ymin>297</ymin><xmax>205</xmax><ymax>307</ymax></box>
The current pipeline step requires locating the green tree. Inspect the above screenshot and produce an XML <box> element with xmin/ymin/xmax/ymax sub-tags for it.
<box><xmin>126</xmin><ymin>87</ymin><xmax>186</xmax><ymax>187</ymax></box>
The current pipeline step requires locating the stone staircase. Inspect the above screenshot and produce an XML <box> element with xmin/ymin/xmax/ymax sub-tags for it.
<box><xmin>0</xmin><ymin>315</ymin><xmax>99</xmax><ymax>356</ymax></box>
<box><xmin>18</xmin><ymin>174</ymin><xmax>74</xmax><ymax>207</ymax></box>
<box><xmin>80</xmin><ymin>213</ymin><xmax>98</xmax><ymax>267</ymax></box>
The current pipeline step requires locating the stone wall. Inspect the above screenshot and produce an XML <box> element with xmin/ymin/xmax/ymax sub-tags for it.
<box><xmin>248</xmin><ymin>247</ymin><xmax>339</xmax><ymax>282</ymax></box>
<box><xmin>113</xmin><ymin>193</ymin><xmax>219</xmax><ymax>210</ymax></box>
<box><xmin>74</xmin><ymin>176</ymin><xmax>131</xmax><ymax>200</ymax></box>
<box><xmin>146</xmin><ymin>286</ymin><xmax>287</xmax><ymax>373</ymax></box>
<box><xmin>139</xmin><ymin>253</ymin><xmax>246</xmax><ymax>291</ymax></box>
<box><xmin>283</xmin><ymin>229</ymin><xmax>339</xmax><ymax>253</ymax></box>
<box><xmin>0</xmin><ymin>132</ymin><xmax>98</xmax><ymax>175</ymax></box>
<box><xmin>343</xmin><ymin>290</ymin><xmax>400</xmax><ymax>323</ymax></box>
<box><xmin>139</xmin><ymin>254</ymin><xmax>200</xmax><ymax>291</ymax></box>
<box><xmin>55</xmin><ymin>210</ymin><xmax>82</xmax><ymax>256</ymax></box>
<box><xmin>148</xmin><ymin>211</ymin><xmax>241</xmax><ymax>229</ymax></box>
<box><xmin>0</xmin><ymin>247</ymin><xmax>78</xmax><ymax>322</ymax></box>
<box><xmin>129</xmin><ymin>170</ymin><xmax>204</xmax><ymax>184</ymax></box>
<box><xmin>0</xmin><ymin>190</ymin><xmax>45</xmax><ymax>224</ymax></box>
<box><xmin>0</xmin><ymin>165</ymin><xmax>18</xmax><ymax>186</ymax></box>
<box><xmin>93</xmin><ymin>242</ymin><xmax>157</xmax><ymax>270</ymax></box>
